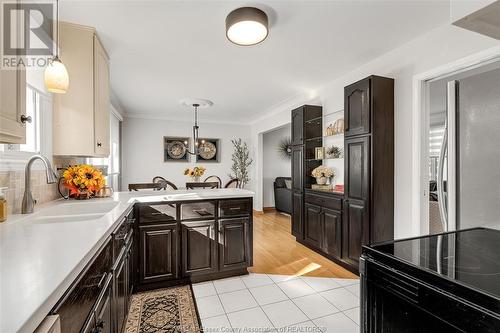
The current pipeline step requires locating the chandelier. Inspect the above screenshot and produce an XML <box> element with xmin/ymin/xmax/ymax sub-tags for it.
<box><xmin>180</xmin><ymin>99</ymin><xmax>213</xmax><ymax>156</ymax></box>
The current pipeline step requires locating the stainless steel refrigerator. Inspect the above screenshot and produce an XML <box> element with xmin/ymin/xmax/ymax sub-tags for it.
<box><xmin>435</xmin><ymin>66</ymin><xmax>500</xmax><ymax>232</ymax></box>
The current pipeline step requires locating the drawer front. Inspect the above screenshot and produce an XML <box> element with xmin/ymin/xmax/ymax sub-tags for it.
<box><xmin>139</xmin><ymin>203</ymin><xmax>176</xmax><ymax>223</ymax></box>
<box><xmin>53</xmin><ymin>238</ymin><xmax>113</xmax><ymax>333</ymax></box>
<box><xmin>180</xmin><ymin>201</ymin><xmax>215</xmax><ymax>220</ymax></box>
<box><xmin>219</xmin><ymin>199</ymin><xmax>251</xmax><ymax>217</ymax></box>
<box><xmin>305</xmin><ymin>193</ymin><xmax>342</xmax><ymax>211</ymax></box>
<box><xmin>113</xmin><ymin>217</ymin><xmax>133</xmax><ymax>261</ymax></box>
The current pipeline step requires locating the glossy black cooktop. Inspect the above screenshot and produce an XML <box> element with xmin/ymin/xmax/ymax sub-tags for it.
<box><xmin>372</xmin><ymin>228</ymin><xmax>500</xmax><ymax>300</ymax></box>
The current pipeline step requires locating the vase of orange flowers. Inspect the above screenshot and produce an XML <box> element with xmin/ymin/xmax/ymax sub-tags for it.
<box><xmin>62</xmin><ymin>164</ymin><xmax>106</xmax><ymax>199</ymax></box>
<box><xmin>184</xmin><ymin>166</ymin><xmax>206</xmax><ymax>182</ymax></box>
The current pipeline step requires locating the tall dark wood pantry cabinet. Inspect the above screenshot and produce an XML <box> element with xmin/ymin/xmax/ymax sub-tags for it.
<box><xmin>343</xmin><ymin>75</ymin><xmax>394</xmax><ymax>272</ymax></box>
<box><xmin>291</xmin><ymin>105</ymin><xmax>322</xmax><ymax>240</ymax></box>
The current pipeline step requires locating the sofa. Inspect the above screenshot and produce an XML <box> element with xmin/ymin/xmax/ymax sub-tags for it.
<box><xmin>274</xmin><ymin>177</ymin><xmax>292</xmax><ymax>214</ymax></box>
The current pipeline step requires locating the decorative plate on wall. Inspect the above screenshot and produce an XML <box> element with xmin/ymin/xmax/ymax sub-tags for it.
<box><xmin>164</xmin><ymin>137</ymin><xmax>190</xmax><ymax>162</ymax></box>
<box><xmin>196</xmin><ymin>138</ymin><xmax>220</xmax><ymax>163</ymax></box>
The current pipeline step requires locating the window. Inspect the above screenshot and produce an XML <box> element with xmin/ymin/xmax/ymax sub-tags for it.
<box><xmin>86</xmin><ymin>109</ymin><xmax>122</xmax><ymax>191</ymax></box>
<box><xmin>0</xmin><ymin>85</ymin><xmax>43</xmax><ymax>154</ymax></box>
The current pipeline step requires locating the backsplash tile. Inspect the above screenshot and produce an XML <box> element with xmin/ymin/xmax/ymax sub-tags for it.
<box><xmin>0</xmin><ymin>170</ymin><xmax>60</xmax><ymax>215</ymax></box>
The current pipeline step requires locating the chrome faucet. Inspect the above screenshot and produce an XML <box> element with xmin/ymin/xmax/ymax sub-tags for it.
<box><xmin>22</xmin><ymin>154</ymin><xmax>58</xmax><ymax>214</ymax></box>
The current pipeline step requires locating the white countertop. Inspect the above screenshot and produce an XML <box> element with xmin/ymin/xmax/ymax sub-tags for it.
<box><xmin>0</xmin><ymin>188</ymin><xmax>254</xmax><ymax>333</ymax></box>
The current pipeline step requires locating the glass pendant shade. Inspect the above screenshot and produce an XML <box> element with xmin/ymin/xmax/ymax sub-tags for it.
<box><xmin>44</xmin><ymin>57</ymin><xmax>69</xmax><ymax>94</ymax></box>
<box><xmin>226</xmin><ymin>7</ymin><xmax>268</xmax><ymax>46</ymax></box>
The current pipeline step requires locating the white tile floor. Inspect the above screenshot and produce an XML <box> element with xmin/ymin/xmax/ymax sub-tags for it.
<box><xmin>193</xmin><ymin>273</ymin><xmax>360</xmax><ymax>333</ymax></box>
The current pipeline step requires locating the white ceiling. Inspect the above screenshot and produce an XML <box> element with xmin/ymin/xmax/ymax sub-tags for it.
<box><xmin>60</xmin><ymin>1</ymin><xmax>450</xmax><ymax>123</ymax></box>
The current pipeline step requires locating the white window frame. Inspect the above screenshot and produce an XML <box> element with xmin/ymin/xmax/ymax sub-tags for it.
<box><xmin>0</xmin><ymin>86</ymin><xmax>52</xmax><ymax>171</ymax></box>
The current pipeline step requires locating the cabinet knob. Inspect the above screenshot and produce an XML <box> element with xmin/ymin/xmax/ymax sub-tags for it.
<box><xmin>20</xmin><ymin>115</ymin><xmax>32</xmax><ymax>124</ymax></box>
<box><xmin>97</xmin><ymin>142</ymin><xmax>102</xmax><ymax>147</ymax></box>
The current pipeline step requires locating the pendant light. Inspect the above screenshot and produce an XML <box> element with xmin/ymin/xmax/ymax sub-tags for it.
<box><xmin>180</xmin><ymin>99</ymin><xmax>213</xmax><ymax>155</ymax></box>
<box><xmin>45</xmin><ymin>0</ymin><xmax>69</xmax><ymax>94</ymax></box>
<box><xmin>226</xmin><ymin>7</ymin><xmax>268</xmax><ymax>46</ymax></box>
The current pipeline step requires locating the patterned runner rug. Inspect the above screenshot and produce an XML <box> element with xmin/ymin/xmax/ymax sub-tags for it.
<box><xmin>125</xmin><ymin>285</ymin><xmax>201</xmax><ymax>333</ymax></box>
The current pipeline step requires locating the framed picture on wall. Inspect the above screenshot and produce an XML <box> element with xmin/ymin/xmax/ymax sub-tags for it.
<box><xmin>196</xmin><ymin>138</ymin><xmax>220</xmax><ymax>163</ymax></box>
<box><xmin>164</xmin><ymin>136</ymin><xmax>190</xmax><ymax>162</ymax></box>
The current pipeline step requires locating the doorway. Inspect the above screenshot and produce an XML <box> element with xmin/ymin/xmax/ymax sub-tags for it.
<box><xmin>421</xmin><ymin>58</ymin><xmax>500</xmax><ymax>235</ymax></box>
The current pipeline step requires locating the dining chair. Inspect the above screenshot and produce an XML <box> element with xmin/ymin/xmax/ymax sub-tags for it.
<box><xmin>128</xmin><ymin>182</ymin><xmax>164</xmax><ymax>191</ymax></box>
<box><xmin>186</xmin><ymin>182</ymin><xmax>219</xmax><ymax>189</ymax></box>
<box><xmin>152</xmin><ymin>176</ymin><xmax>178</xmax><ymax>190</ymax></box>
<box><xmin>224</xmin><ymin>179</ymin><xmax>239</xmax><ymax>188</ymax></box>
<box><xmin>204</xmin><ymin>175</ymin><xmax>222</xmax><ymax>188</ymax></box>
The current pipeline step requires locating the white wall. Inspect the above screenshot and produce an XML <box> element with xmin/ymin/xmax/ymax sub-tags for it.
<box><xmin>262</xmin><ymin>124</ymin><xmax>291</xmax><ymax>207</ymax></box>
<box><xmin>122</xmin><ymin>117</ymin><xmax>251</xmax><ymax>190</ymax></box>
<box><xmin>250</xmin><ymin>23</ymin><xmax>499</xmax><ymax>239</ymax></box>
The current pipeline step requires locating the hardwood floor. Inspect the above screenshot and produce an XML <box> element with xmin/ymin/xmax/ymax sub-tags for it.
<box><xmin>250</xmin><ymin>212</ymin><xmax>358</xmax><ymax>278</ymax></box>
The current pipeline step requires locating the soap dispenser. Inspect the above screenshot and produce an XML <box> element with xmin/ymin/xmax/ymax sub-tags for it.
<box><xmin>0</xmin><ymin>187</ymin><xmax>7</xmax><ymax>222</ymax></box>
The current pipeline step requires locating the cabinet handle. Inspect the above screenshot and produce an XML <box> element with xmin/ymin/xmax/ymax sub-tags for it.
<box><xmin>115</xmin><ymin>231</ymin><xmax>127</xmax><ymax>240</ymax></box>
<box><xmin>97</xmin><ymin>142</ymin><xmax>102</xmax><ymax>147</ymax></box>
<box><xmin>229</xmin><ymin>207</ymin><xmax>240</xmax><ymax>211</ymax></box>
<box><xmin>95</xmin><ymin>320</ymin><xmax>105</xmax><ymax>332</ymax></box>
<box><xmin>97</xmin><ymin>273</ymin><xmax>107</xmax><ymax>289</ymax></box>
<box><xmin>20</xmin><ymin>115</ymin><xmax>32</xmax><ymax>124</ymax></box>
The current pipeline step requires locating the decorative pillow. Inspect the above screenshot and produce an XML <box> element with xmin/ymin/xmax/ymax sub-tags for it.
<box><xmin>284</xmin><ymin>179</ymin><xmax>292</xmax><ymax>189</ymax></box>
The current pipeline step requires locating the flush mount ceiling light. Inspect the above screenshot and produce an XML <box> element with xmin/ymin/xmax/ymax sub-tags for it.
<box><xmin>226</xmin><ymin>7</ymin><xmax>268</xmax><ymax>46</ymax></box>
<box><xmin>180</xmin><ymin>98</ymin><xmax>214</xmax><ymax>155</ymax></box>
<box><xmin>44</xmin><ymin>0</ymin><xmax>69</xmax><ymax>93</ymax></box>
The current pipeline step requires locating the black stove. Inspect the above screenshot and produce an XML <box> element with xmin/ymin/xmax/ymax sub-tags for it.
<box><xmin>373</xmin><ymin>228</ymin><xmax>500</xmax><ymax>300</ymax></box>
<box><xmin>360</xmin><ymin>228</ymin><xmax>500</xmax><ymax>332</ymax></box>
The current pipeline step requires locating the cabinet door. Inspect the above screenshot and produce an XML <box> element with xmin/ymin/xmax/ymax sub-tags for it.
<box><xmin>342</xmin><ymin>199</ymin><xmax>369</xmax><ymax>268</ymax></box>
<box><xmin>0</xmin><ymin>68</ymin><xmax>26</xmax><ymax>143</ymax></box>
<box><xmin>126</xmin><ymin>240</ymin><xmax>134</xmax><ymax>305</ymax></box>
<box><xmin>345</xmin><ymin>78</ymin><xmax>370</xmax><ymax>137</ymax></box>
<box><xmin>113</xmin><ymin>253</ymin><xmax>127</xmax><ymax>333</ymax></box>
<box><xmin>139</xmin><ymin>224</ymin><xmax>178</xmax><ymax>284</ymax></box>
<box><xmin>323</xmin><ymin>208</ymin><xmax>342</xmax><ymax>258</ymax></box>
<box><xmin>219</xmin><ymin>218</ymin><xmax>250</xmax><ymax>271</ymax></box>
<box><xmin>181</xmin><ymin>220</ymin><xmax>217</xmax><ymax>276</ymax></box>
<box><xmin>292</xmin><ymin>145</ymin><xmax>304</xmax><ymax>191</ymax></box>
<box><xmin>53</xmin><ymin>23</ymin><xmax>95</xmax><ymax>156</ymax></box>
<box><xmin>94</xmin><ymin>35</ymin><xmax>110</xmax><ymax>157</ymax></box>
<box><xmin>291</xmin><ymin>107</ymin><xmax>304</xmax><ymax>145</ymax></box>
<box><xmin>345</xmin><ymin>136</ymin><xmax>370</xmax><ymax>201</ymax></box>
<box><xmin>94</xmin><ymin>275</ymin><xmax>113</xmax><ymax>333</ymax></box>
<box><xmin>291</xmin><ymin>191</ymin><xmax>303</xmax><ymax>239</ymax></box>
<box><xmin>304</xmin><ymin>203</ymin><xmax>322</xmax><ymax>249</ymax></box>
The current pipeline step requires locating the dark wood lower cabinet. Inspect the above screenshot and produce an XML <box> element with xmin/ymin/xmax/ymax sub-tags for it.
<box><xmin>304</xmin><ymin>203</ymin><xmax>322</xmax><ymax>249</ymax></box>
<box><xmin>342</xmin><ymin>198</ymin><xmax>369</xmax><ymax>268</ymax></box>
<box><xmin>298</xmin><ymin>191</ymin><xmax>359</xmax><ymax>272</ymax></box>
<box><xmin>113</xmin><ymin>251</ymin><xmax>127</xmax><ymax>333</ymax></box>
<box><xmin>181</xmin><ymin>220</ymin><xmax>217</xmax><ymax>277</ymax></box>
<box><xmin>136</xmin><ymin>197</ymin><xmax>253</xmax><ymax>288</ymax></box>
<box><xmin>52</xmin><ymin>238</ymin><xmax>113</xmax><ymax>333</ymax></box>
<box><xmin>94</xmin><ymin>275</ymin><xmax>113</xmax><ymax>333</ymax></box>
<box><xmin>304</xmin><ymin>202</ymin><xmax>342</xmax><ymax>257</ymax></box>
<box><xmin>139</xmin><ymin>224</ymin><xmax>178</xmax><ymax>284</ymax></box>
<box><xmin>219</xmin><ymin>217</ymin><xmax>251</xmax><ymax>271</ymax></box>
<box><xmin>323</xmin><ymin>208</ymin><xmax>342</xmax><ymax>258</ymax></box>
<box><xmin>52</xmin><ymin>198</ymin><xmax>253</xmax><ymax>333</ymax></box>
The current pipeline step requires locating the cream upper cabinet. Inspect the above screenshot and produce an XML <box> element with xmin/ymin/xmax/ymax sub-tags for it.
<box><xmin>0</xmin><ymin>68</ymin><xmax>27</xmax><ymax>144</ymax></box>
<box><xmin>53</xmin><ymin>22</ymin><xmax>110</xmax><ymax>157</ymax></box>
<box><xmin>94</xmin><ymin>36</ymin><xmax>110</xmax><ymax>157</ymax></box>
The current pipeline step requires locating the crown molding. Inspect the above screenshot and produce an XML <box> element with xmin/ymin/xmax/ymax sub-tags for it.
<box><xmin>123</xmin><ymin>112</ymin><xmax>250</xmax><ymax>125</ymax></box>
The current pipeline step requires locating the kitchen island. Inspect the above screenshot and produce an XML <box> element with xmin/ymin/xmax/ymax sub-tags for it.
<box><xmin>0</xmin><ymin>189</ymin><xmax>254</xmax><ymax>333</ymax></box>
